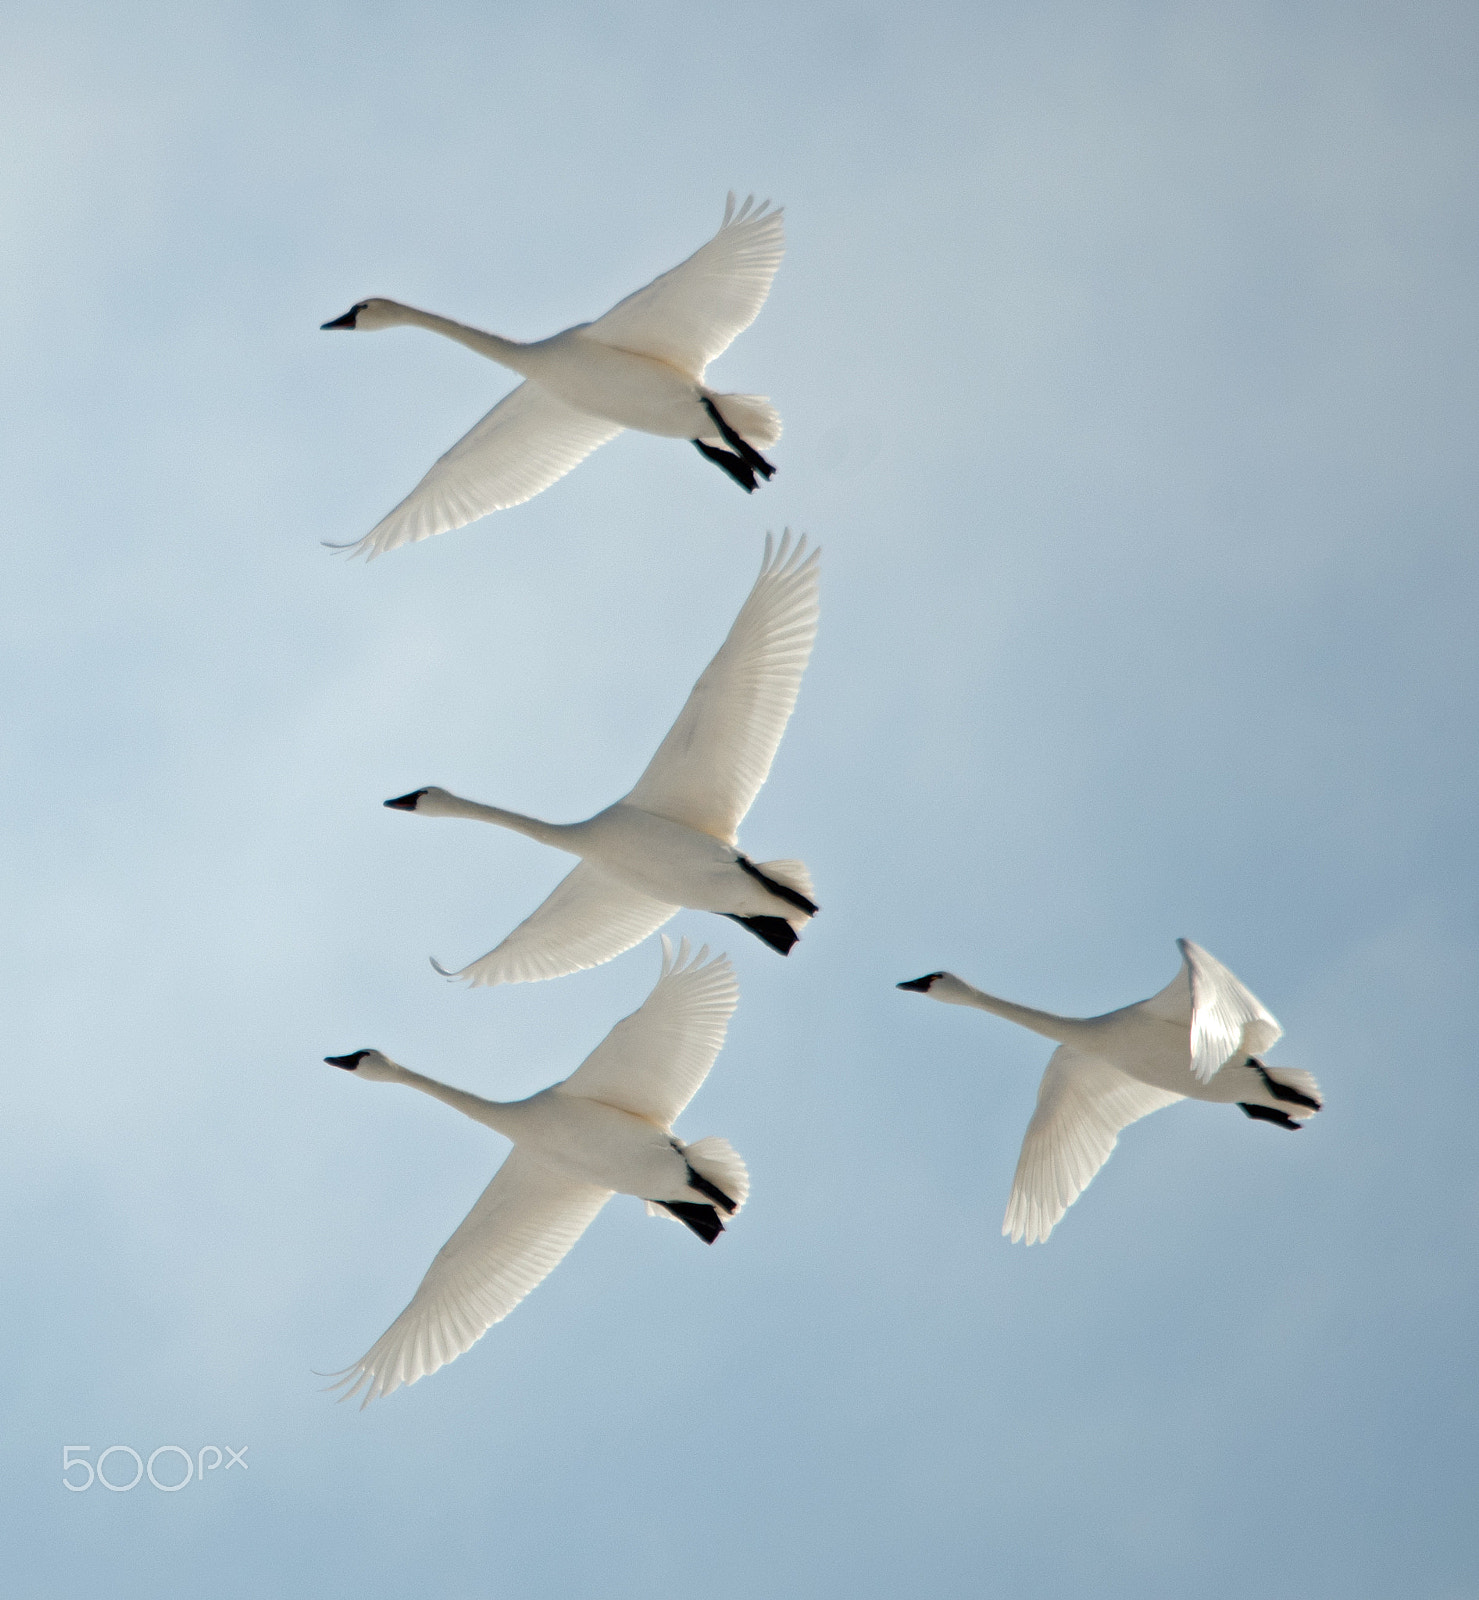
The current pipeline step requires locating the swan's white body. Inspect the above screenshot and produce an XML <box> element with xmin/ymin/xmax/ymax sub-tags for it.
<box><xmin>327</xmin><ymin>940</ymin><xmax>746</xmax><ymax>1405</ymax></box>
<box><xmin>391</xmin><ymin>532</ymin><xmax>820</xmax><ymax>983</ymax></box>
<box><xmin>899</xmin><ymin>939</ymin><xmax>1322</xmax><ymax>1245</ymax></box>
<box><xmin>323</xmin><ymin>194</ymin><xmax>785</xmax><ymax>558</ymax></box>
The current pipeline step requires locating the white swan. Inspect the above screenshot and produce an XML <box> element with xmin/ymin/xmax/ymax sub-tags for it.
<box><xmin>388</xmin><ymin>531</ymin><xmax>819</xmax><ymax>982</ymax></box>
<box><xmin>322</xmin><ymin>194</ymin><xmax>785</xmax><ymax>558</ymax></box>
<box><xmin>325</xmin><ymin>938</ymin><xmax>746</xmax><ymax>1405</ymax></box>
<box><xmin>898</xmin><ymin>939</ymin><xmax>1323</xmax><ymax>1245</ymax></box>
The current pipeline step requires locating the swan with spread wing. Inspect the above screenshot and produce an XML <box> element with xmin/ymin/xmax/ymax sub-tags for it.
<box><xmin>322</xmin><ymin>194</ymin><xmax>785</xmax><ymax>558</ymax></box>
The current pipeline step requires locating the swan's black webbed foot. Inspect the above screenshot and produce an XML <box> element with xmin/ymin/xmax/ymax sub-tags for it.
<box><xmin>1238</xmin><ymin>1102</ymin><xmax>1302</xmax><ymax>1130</ymax></box>
<box><xmin>685</xmin><ymin>1163</ymin><xmax>737</xmax><ymax>1215</ymax></box>
<box><xmin>724</xmin><ymin>913</ymin><xmax>799</xmax><ymax>955</ymax></box>
<box><xmin>736</xmin><ymin>855</ymin><xmax>819</xmax><ymax>917</ymax></box>
<box><xmin>692</xmin><ymin>437</ymin><xmax>758</xmax><ymax>491</ymax></box>
<box><xmin>701</xmin><ymin>397</ymin><xmax>776</xmax><ymax>480</ymax></box>
<box><xmin>653</xmin><ymin>1200</ymin><xmax>725</xmax><ymax>1243</ymax></box>
<box><xmin>1249</xmin><ymin>1059</ymin><xmax>1322</xmax><ymax>1112</ymax></box>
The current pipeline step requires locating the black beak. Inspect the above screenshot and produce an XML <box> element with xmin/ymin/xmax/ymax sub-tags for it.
<box><xmin>897</xmin><ymin>973</ymin><xmax>943</xmax><ymax>993</ymax></box>
<box><xmin>321</xmin><ymin>307</ymin><xmax>360</xmax><ymax>330</ymax></box>
<box><xmin>384</xmin><ymin>789</ymin><xmax>427</xmax><ymax>811</ymax></box>
<box><xmin>325</xmin><ymin>1052</ymin><xmax>369</xmax><ymax>1070</ymax></box>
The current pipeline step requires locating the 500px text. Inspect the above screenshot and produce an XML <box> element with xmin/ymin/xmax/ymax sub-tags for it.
<box><xmin>62</xmin><ymin>1445</ymin><xmax>248</xmax><ymax>1492</ymax></box>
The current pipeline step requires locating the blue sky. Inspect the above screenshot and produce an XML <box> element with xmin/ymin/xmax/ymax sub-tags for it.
<box><xmin>3</xmin><ymin>2</ymin><xmax>1476</xmax><ymax>1595</ymax></box>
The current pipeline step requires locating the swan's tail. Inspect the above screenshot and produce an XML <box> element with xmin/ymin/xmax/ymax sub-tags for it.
<box><xmin>683</xmin><ymin>1136</ymin><xmax>750</xmax><ymax>1216</ymax></box>
<box><xmin>703</xmin><ymin>394</ymin><xmax>782</xmax><ymax>450</ymax></box>
<box><xmin>1239</xmin><ymin>1061</ymin><xmax>1324</xmax><ymax>1128</ymax></box>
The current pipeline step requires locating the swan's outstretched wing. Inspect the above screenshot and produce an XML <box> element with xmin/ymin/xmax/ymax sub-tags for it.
<box><xmin>560</xmin><ymin>938</ymin><xmax>737</xmax><ymax>1128</ymax></box>
<box><xmin>1003</xmin><ymin>1046</ymin><xmax>1184</xmax><ymax>1245</ymax></box>
<box><xmin>333</xmin><ymin>1149</ymin><xmax>610</xmax><ymax>1405</ymax></box>
<box><xmin>585</xmin><ymin>194</ymin><xmax>785</xmax><ymax>381</ymax></box>
<box><xmin>1138</xmin><ymin>938</ymin><xmax>1283</xmax><ymax>1085</ymax></box>
<box><xmin>434</xmin><ymin>862</ymin><xmax>677</xmax><ymax>988</ymax></box>
<box><xmin>330</xmin><ymin>382</ymin><xmax>622</xmax><ymax>560</ymax></box>
<box><xmin>623</xmin><ymin>532</ymin><xmax>819</xmax><ymax>843</ymax></box>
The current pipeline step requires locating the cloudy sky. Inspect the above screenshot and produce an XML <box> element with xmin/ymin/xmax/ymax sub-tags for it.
<box><xmin>3</xmin><ymin>2</ymin><xmax>1476</xmax><ymax>1594</ymax></box>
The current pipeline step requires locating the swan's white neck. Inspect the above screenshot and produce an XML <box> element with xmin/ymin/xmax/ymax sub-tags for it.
<box><xmin>929</xmin><ymin>974</ymin><xmax>1082</xmax><ymax>1044</ymax></box>
<box><xmin>375</xmin><ymin>301</ymin><xmax>532</xmax><ymax>375</ymax></box>
<box><xmin>417</xmin><ymin>788</ymin><xmax>578</xmax><ymax>851</ymax></box>
<box><xmin>391</xmin><ymin>1065</ymin><xmax>529</xmax><ymax>1140</ymax></box>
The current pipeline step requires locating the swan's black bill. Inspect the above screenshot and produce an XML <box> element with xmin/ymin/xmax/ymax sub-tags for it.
<box><xmin>686</xmin><ymin>1163</ymin><xmax>737</xmax><ymax>1215</ymax></box>
<box><xmin>325</xmin><ymin>1051</ymin><xmax>371</xmax><ymax>1070</ymax></box>
<box><xmin>897</xmin><ymin>973</ymin><xmax>944</xmax><ymax>993</ymax></box>
<box><xmin>1238</xmin><ymin>1102</ymin><xmax>1302</xmax><ymax>1130</ymax></box>
<box><xmin>652</xmin><ymin>1200</ymin><xmax>725</xmax><ymax>1244</ymax></box>
<box><xmin>693</xmin><ymin>437</ymin><xmax>757</xmax><ymax>491</ymax></box>
<box><xmin>321</xmin><ymin>304</ymin><xmax>363</xmax><ymax>330</ymax></box>
<box><xmin>384</xmin><ymin>789</ymin><xmax>428</xmax><ymax>811</ymax></box>
<box><xmin>737</xmin><ymin>855</ymin><xmax>819</xmax><ymax>917</ymax></box>
<box><xmin>724</xmin><ymin>913</ymin><xmax>799</xmax><ymax>955</ymax></box>
<box><xmin>1250</xmin><ymin>1059</ymin><xmax>1323</xmax><ymax>1112</ymax></box>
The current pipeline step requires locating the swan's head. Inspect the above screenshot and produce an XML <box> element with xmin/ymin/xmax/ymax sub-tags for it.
<box><xmin>320</xmin><ymin>298</ymin><xmax>406</xmax><ymax>332</ymax></box>
<box><xmin>384</xmin><ymin>786</ymin><xmax>454</xmax><ymax>816</ymax></box>
<box><xmin>896</xmin><ymin>971</ymin><xmax>977</xmax><ymax>1006</ymax></box>
<box><xmin>324</xmin><ymin>1049</ymin><xmax>402</xmax><ymax>1083</ymax></box>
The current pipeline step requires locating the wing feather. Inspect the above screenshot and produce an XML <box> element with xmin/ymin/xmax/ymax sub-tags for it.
<box><xmin>331</xmin><ymin>381</ymin><xmax>621</xmax><ymax>560</ymax></box>
<box><xmin>1003</xmin><ymin>1046</ymin><xmax>1183</xmax><ymax>1245</ymax></box>
<box><xmin>623</xmin><ymin>531</ymin><xmax>819</xmax><ymax>842</ymax></box>
<box><xmin>333</xmin><ymin>1150</ymin><xmax>610</xmax><ymax>1405</ymax></box>
<box><xmin>585</xmin><ymin>193</ymin><xmax>785</xmax><ymax>380</ymax></box>
<box><xmin>434</xmin><ymin>861</ymin><xmax>677</xmax><ymax>988</ymax></box>
<box><xmin>559</xmin><ymin>938</ymin><xmax>738</xmax><ymax>1128</ymax></box>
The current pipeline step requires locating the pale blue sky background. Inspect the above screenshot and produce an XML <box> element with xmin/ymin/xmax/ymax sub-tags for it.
<box><xmin>2</xmin><ymin>2</ymin><xmax>1476</xmax><ymax>1595</ymax></box>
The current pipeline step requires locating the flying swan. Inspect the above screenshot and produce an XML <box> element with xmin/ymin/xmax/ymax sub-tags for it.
<box><xmin>321</xmin><ymin>193</ymin><xmax>785</xmax><ymax>558</ymax></box>
<box><xmin>325</xmin><ymin>939</ymin><xmax>747</xmax><ymax>1404</ymax></box>
<box><xmin>387</xmin><ymin>531</ymin><xmax>819</xmax><ymax>982</ymax></box>
<box><xmin>897</xmin><ymin>938</ymin><xmax>1323</xmax><ymax>1245</ymax></box>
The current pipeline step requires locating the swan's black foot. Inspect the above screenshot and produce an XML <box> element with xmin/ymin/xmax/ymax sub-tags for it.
<box><xmin>1250</xmin><ymin>1059</ymin><xmax>1322</xmax><ymax>1112</ymax></box>
<box><xmin>1238</xmin><ymin>1102</ymin><xmax>1302</xmax><ymax>1130</ymax></box>
<box><xmin>736</xmin><ymin>854</ymin><xmax>819</xmax><ymax>917</ymax></box>
<box><xmin>701</xmin><ymin>397</ymin><xmax>776</xmax><ymax>480</ymax></box>
<box><xmin>652</xmin><ymin>1200</ymin><xmax>725</xmax><ymax>1243</ymax></box>
<box><xmin>692</xmin><ymin>437</ymin><xmax>757</xmax><ymax>491</ymax></box>
<box><xmin>686</xmin><ymin>1163</ymin><xmax>737</xmax><ymax>1214</ymax></box>
<box><xmin>724</xmin><ymin>913</ymin><xmax>800</xmax><ymax>955</ymax></box>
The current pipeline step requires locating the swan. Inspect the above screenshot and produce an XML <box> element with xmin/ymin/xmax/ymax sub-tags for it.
<box><xmin>387</xmin><ymin>531</ymin><xmax>819</xmax><ymax>982</ymax></box>
<box><xmin>897</xmin><ymin>939</ymin><xmax>1323</xmax><ymax>1245</ymax></box>
<box><xmin>321</xmin><ymin>193</ymin><xmax>785</xmax><ymax>558</ymax></box>
<box><xmin>324</xmin><ymin>938</ymin><xmax>747</xmax><ymax>1404</ymax></box>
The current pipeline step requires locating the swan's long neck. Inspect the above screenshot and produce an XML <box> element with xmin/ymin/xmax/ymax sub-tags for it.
<box><xmin>380</xmin><ymin>302</ymin><xmax>533</xmax><ymax>375</ymax></box>
<box><xmin>425</xmin><ymin>791</ymin><xmax>579</xmax><ymax>851</ymax></box>
<box><xmin>392</xmin><ymin>1067</ymin><xmax>527</xmax><ymax>1139</ymax></box>
<box><xmin>934</xmin><ymin>976</ymin><xmax>1082</xmax><ymax>1044</ymax></box>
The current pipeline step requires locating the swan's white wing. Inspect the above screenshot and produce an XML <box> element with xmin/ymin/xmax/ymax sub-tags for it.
<box><xmin>1140</xmin><ymin>938</ymin><xmax>1283</xmax><ymax>1085</ymax></box>
<box><xmin>623</xmin><ymin>532</ymin><xmax>819</xmax><ymax>843</ymax></box>
<box><xmin>331</xmin><ymin>382</ymin><xmax>622</xmax><ymax>560</ymax></box>
<box><xmin>585</xmin><ymin>194</ymin><xmax>785</xmax><ymax>381</ymax></box>
<box><xmin>1003</xmin><ymin>1046</ymin><xmax>1184</xmax><ymax>1246</ymax></box>
<box><xmin>560</xmin><ymin>938</ymin><xmax>737</xmax><ymax>1128</ymax></box>
<box><xmin>435</xmin><ymin>861</ymin><xmax>677</xmax><ymax>988</ymax></box>
<box><xmin>334</xmin><ymin>1149</ymin><xmax>610</xmax><ymax>1405</ymax></box>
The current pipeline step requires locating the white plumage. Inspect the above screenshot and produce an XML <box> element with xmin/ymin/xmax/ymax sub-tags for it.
<box><xmin>322</xmin><ymin>194</ymin><xmax>786</xmax><ymax>558</ymax></box>
<box><xmin>389</xmin><ymin>531</ymin><xmax>821</xmax><ymax>980</ymax></box>
<box><xmin>327</xmin><ymin>939</ymin><xmax>744</xmax><ymax>1405</ymax></box>
<box><xmin>898</xmin><ymin>939</ymin><xmax>1322</xmax><ymax>1245</ymax></box>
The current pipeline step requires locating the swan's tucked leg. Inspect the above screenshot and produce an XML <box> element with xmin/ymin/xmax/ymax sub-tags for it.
<box><xmin>650</xmin><ymin>1200</ymin><xmax>726</xmax><ymax>1243</ymax></box>
<box><xmin>723</xmin><ymin>913</ymin><xmax>800</xmax><ymax>955</ymax></box>
<box><xmin>701</xmin><ymin>396</ymin><xmax>776</xmax><ymax>480</ymax></box>
<box><xmin>685</xmin><ymin>1164</ymin><xmax>737</xmax><ymax>1215</ymax></box>
<box><xmin>692</xmin><ymin>437</ymin><xmax>758</xmax><ymax>491</ymax></box>
<box><xmin>736</xmin><ymin>855</ymin><xmax>819</xmax><ymax>917</ymax></box>
<box><xmin>1250</xmin><ymin>1060</ymin><xmax>1322</xmax><ymax>1112</ymax></box>
<box><xmin>1238</xmin><ymin>1102</ymin><xmax>1302</xmax><ymax>1130</ymax></box>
